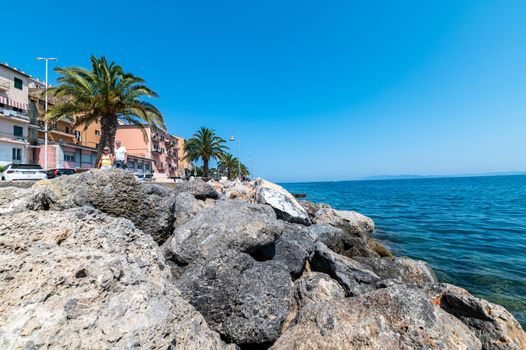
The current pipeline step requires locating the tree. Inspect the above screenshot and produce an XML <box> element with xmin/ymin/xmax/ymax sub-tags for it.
<box><xmin>46</xmin><ymin>55</ymin><xmax>164</xmax><ymax>158</ymax></box>
<box><xmin>183</xmin><ymin>127</ymin><xmax>228</xmax><ymax>178</ymax></box>
<box><xmin>218</xmin><ymin>152</ymin><xmax>251</xmax><ymax>180</ymax></box>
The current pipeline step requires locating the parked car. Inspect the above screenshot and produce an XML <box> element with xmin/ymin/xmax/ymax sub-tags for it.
<box><xmin>134</xmin><ymin>172</ymin><xmax>154</xmax><ymax>182</ymax></box>
<box><xmin>46</xmin><ymin>168</ymin><xmax>76</xmax><ymax>179</ymax></box>
<box><xmin>1</xmin><ymin>164</ymin><xmax>47</xmax><ymax>181</ymax></box>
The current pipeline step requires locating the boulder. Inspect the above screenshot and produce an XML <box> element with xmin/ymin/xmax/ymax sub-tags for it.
<box><xmin>356</xmin><ymin>256</ymin><xmax>438</xmax><ymax>286</ymax></box>
<box><xmin>0</xmin><ymin>208</ymin><xmax>230</xmax><ymax>350</ymax></box>
<box><xmin>300</xmin><ymin>200</ymin><xmax>374</xmax><ymax>242</ymax></box>
<box><xmin>426</xmin><ymin>283</ymin><xmax>526</xmax><ymax>350</ymax></box>
<box><xmin>272</xmin><ymin>284</ymin><xmax>482</xmax><ymax>350</ymax></box>
<box><xmin>0</xmin><ymin>187</ymin><xmax>35</xmax><ymax>215</ymax></box>
<box><xmin>165</xmin><ymin>199</ymin><xmax>284</xmax><ymax>265</ymax></box>
<box><xmin>310</xmin><ymin>242</ymin><xmax>380</xmax><ymax>296</ymax></box>
<box><xmin>294</xmin><ymin>272</ymin><xmax>346</xmax><ymax>306</ymax></box>
<box><xmin>273</xmin><ymin>223</ymin><xmax>317</xmax><ymax>277</ymax></box>
<box><xmin>223</xmin><ymin>180</ymin><xmax>254</xmax><ymax>201</ymax></box>
<box><xmin>175</xmin><ymin>178</ymin><xmax>219</xmax><ymax>200</ymax></box>
<box><xmin>254</xmin><ymin>178</ymin><xmax>311</xmax><ymax>225</ymax></box>
<box><xmin>176</xmin><ymin>251</ymin><xmax>295</xmax><ymax>347</ymax></box>
<box><xmin>173</xmin><ymin>191</ymin><xmax>206</xmax><ymax>228</ymax></box>
<box><xmin>29</xmin><ymin>169</ymin><xmax>176</xmax><ymax>244</ymax></box>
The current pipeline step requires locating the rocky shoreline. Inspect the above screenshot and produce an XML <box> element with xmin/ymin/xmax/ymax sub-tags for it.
<box><xmin>0</xmin><ymin>170</ymin><xmax>525</xmax><ymax>349</ymax></box>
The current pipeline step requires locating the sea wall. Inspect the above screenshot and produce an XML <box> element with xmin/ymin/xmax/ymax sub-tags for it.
<box><xmin>0</xmin><ymin>170</ymin><xmax>524</xmax><ymax>349</ymax></box>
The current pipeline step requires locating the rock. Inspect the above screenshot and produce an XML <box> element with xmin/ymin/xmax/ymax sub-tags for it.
<box><xmin>207</xmin><ymin>179</ymin><xmax>224</xmax><ymax>195</ymax></box>
<box><xmin>254</xmin><ymin>178</ymin><xmax>311</xmax><ymax>225</ymax></box>
<box><xmin>176</xmin><ymin>178</ymin><xmax>219</xmax><ymax>200</ymax></box>
<box><xmin>223</xmin><ymin>181</ymin><xmax>254</xmax><ymax>201</ymax></box>
<box><xmin>426</xmin><ymin>283</ymin><xmax>526</xmax><ymax>350</ymax></box>
<box><xmin>173</xmin><ymin>192</ymin><xmax>206</xmax><ymax>228</ymax></box>
<box><xmin>176</xmin><ymin>251</ymin><xmax>295</xmax><ymax>347</ymax></box>
<box><xmin>29</xmin><ymin>169</ymin><xmax>176</xmax><ymax>244</ymax></box>
<box><xmin>300</xmin><ymin>200</ymin><xmax>374</xmax><ymax>243</ymax></box>
<box><xmin>310</xmin><ymin>242</ymin><xmax>380</xmax><ymax>296</ymax></box>
<box><xmin>294</xmin><ymin>272</ymin><xmax>345</xmax><ymax>306</ymax></box>
<box><xmin>165</xmin><ymin>199</ymin><xmax>284</xmax><ymax>265</ymax></box>
<box><xmin>356</xmin><ymin>256</ymin><xmax>438</xmax><ymax>286</ymax></box>
<box><xmin>272</xmin><ymin>284</ymin><xmax>482</xmax><ymax>350</ymax></box>
<box><xmin>0</xmin><ymin>208</ymin><xmax>230</xmax><ymax>350</ymax></box>
<box><xmin>273</xmin><ymin>223</ymin><xmax>317</xmax><ymax>277</ymax></box>
<box><xmin>0</xmin><ymin>187</ymin><xmax>35</xmax><ymax>215</ymax></box>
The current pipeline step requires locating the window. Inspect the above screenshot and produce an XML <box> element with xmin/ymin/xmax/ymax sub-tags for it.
<box><xmin>13</xmin><ymin>125</ymin><xmax>23</xmax><ymax>137</ymax></box>
<box><xmin>14</xmin><ymin>77</ymin><xmax>23</xmax><ymax>90</ymax></box>
<box><xmin>64</xmin><ymin>153</ymin><xmax>75</xmax><ymax>162</ymax></box>
<box><xmin>95</xmin><ymin>143</ymin><xmax>99</xmax><ymax>149</ymax></box>
<box><xmin>12</xmin><ymin>148</ymin><xmax>22</xmax><ymax>163</ymax></box>
<box><xmin>95</xmin><ymin>130</ymin><xmax>100</xmax><ymax>136</ymax></box>
<box><xmin>65</xmin><ymin>127</ymin><xmax>70</xmax><ymax>134</ymax></box>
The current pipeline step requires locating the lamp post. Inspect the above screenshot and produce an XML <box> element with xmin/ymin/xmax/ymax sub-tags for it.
<box><xmin>229</xmin><ymin>132</ymin><xmax>241</xmax><ymax>179</ymax></box>
<box><xmin>36</xmin><ymin>57</ymin><xmax>57</xmax><ymax>171</ymax></box>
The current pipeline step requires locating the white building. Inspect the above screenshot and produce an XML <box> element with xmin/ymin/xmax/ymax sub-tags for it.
<box><xmin>0</xmin><ymin>63</ymin><xmax>31</xmax><ymax>166</ymax></box>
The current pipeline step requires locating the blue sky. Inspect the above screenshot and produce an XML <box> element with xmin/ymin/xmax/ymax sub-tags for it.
<box><xmin>3</xmin><ymin>0</ymin><xmax>526</xmax><ymax>182</ymax></box>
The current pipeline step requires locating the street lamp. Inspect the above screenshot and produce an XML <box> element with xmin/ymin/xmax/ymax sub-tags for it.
<box><xmin>36</xmin><ymin>57</ymin><xmax>57</xmax><ymax>171</ymax></box>
<box><xmin>229</xmin><ymin>132</ymin><xmax>241</xmax><ymax>179</ymax></box>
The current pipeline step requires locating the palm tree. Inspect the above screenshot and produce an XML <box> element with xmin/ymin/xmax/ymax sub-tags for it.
<box><xmin>184</xmin><ymin>127</ymin><xmax>228</xmax><ymax>179</ymax></box>
<box><xmin>218</xmin><ymin>153</ymin><xmax>238</xmax><ymax>179</ymax></box>
<box><xmin>46</xmin><ymin>55</ymin><xmax>164</xmax><ymax>158</ymax></box>
<box><xmin>218</xmin><ymin>152</ymin><xmax>251</xmax><ymax>180</ymax></box>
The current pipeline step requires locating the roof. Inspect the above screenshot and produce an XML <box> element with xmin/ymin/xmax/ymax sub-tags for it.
<box><xmin>0</xmin><ymin>63</ymin><xmax>32</xmax><ymax>78</ymax></box>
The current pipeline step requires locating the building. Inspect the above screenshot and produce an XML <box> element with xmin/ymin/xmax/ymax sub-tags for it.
<box><xmin>0</xmin><ymin>63</ymin><xmax>31</xmax><ymax>166</ymax></box>
<box><xmin>174</xmin><ymin>135</ymin><xmax>189</xmax><ymax>177</ymax></box>
<box><xmin>116</xmin><ymin>124</ymin><xmax>186</xmax><ymax>181</ymax></box>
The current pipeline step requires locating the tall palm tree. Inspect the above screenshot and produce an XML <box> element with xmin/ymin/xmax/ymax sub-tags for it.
<box><xmin>184</xmin><ymin>127</ymin><xmax>228</xmax><ymax>178</ymax></box>
<box><xmin>218</xmin><ymin>153</ymin><xmax>238</xmax><ymax>180</ymax></box>
<box><xmin>46</xmin><ymin>55</ymin><xmax>164</xmax><ymax>158</ymax></box>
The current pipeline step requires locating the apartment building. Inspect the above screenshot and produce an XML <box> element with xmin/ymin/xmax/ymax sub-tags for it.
<box><xmin>116</xmin><ymin>124</ymin><xmax>186</xmax><ymax>181</ymax></box>
<box><xmin>0</xmin><ymin>63</ymin><xmax>31</xmax><ymax>166</ymax></box>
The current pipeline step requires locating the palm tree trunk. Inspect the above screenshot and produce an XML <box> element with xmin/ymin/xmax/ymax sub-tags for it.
<box><xmin>97</xmin><ymin>115</ymin><xmax>118</xmax><ymax>162</ymax></box>
<box><xmin>203</xmin><ymin>158</ymin><xmax>209</xmax><ymax>179</ymax></box>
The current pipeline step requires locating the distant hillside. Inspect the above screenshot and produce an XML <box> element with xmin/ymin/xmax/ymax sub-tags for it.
<box><xmin>363</xmin><ymin>171</ymin><xmax>526</xmax><ymax>181</ymax></box>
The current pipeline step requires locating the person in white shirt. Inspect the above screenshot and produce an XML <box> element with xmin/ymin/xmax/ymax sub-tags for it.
<box><xmin>113</xmin><ymin>140</ymin><xmax>127</xmax><ymax>169</ymax></box>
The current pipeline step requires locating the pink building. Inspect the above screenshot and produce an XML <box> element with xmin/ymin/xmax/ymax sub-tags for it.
<box><xmin>116</xmin><ymin>124</ymin><xmax>184</xmax><ymax>181</ymax></box>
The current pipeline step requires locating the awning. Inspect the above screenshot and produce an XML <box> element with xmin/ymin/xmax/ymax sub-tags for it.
<box><xmin>8</xmin><ymin>98</ymin><xmax>27</xmax><ymax>110</ymax></box>
<box><xmin>0</xmin><ymin>96</ymin><xmax>7</xmax><ymax>105</ymax></box>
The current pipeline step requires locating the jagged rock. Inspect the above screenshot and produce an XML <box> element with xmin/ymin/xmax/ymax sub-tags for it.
<box><xmin>223</xmin><ymin>180</ymin><xmax>254</xmax><ymax>201</ymax></box>
<box><xmin>356</xmin><ymin>256</ymin><xmax>437</xmax><ymax>286</ymax></box>
<box><xmin>273</xmin><ymin>223</ymin><xmax>317</xmax><ymax>277</ymax></box>
<box><xmin>28</xmin><ymin>169</ymin><xmax>176</xmax><ymax>243</ymax></box>
<box><xmin>300</xmin><ymin>200</ymin><xmax>374</xmax><ymax>242</ymax></box>
<box><xmin>425</xmin><ymin>284</ymin><xmax>526</xmax><ymax>350</ymax></box>
<box><xmin>0</xmin><ymin>209</ymin><xmax>230</xmax><ymax>350</ymax></box>
<box><xmin>175</xmin><ymin>178</ymin><xmax>219</xmax><ymax>200</ymax></box>
<box><xmin>272</xmin><ymin>284</ymin><xmax>482</xmax><ymax>350</ymax></box>
<box><xmin>0</xmin><ymin>187</ymin><xmax>35</xmax><ymax>215</ymax></box>
<box><xmin>165</xmin><ymin>199</ymin><xmax>284</xmax><ymax>265</ymax></box>
<box><xmin>173</xmin><ymin>192</ymin><xmax>206</xmax><ymax>228</ymax></box>
<box><xmin>176</xmin><ymin>251</ymin><xmax>294</xmax><ymax>347</ymax></box>
<box><xmin>254</xmin><ymin>178</ymin><xmax>311</xmax><ymax>225</ymax></box>
<box><xmin>294</xmin><ymin>272</ymin><xmax>346</xmax><ymax>306</ymax></box>
<box><xmin>310</xmin><ymin>242</ymin><xmax>380</xmax><ymax>296</ymax></box>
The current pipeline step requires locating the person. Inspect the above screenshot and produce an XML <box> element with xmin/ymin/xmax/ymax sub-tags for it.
<box><xmin>113</xmin><ymin>140</ymin><xmax>127</xmax><ymax>169</ymax></box>
<box><xmin>98</xmin><ymin>147</ymin><xmax>113</xmax><ymax>170</ymax></box>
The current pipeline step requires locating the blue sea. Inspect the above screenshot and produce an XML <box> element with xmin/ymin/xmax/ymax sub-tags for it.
<box><xmin>282</xmin><ymin>175</ymin><xmax>526</xmax><ymax>327</ymax></box>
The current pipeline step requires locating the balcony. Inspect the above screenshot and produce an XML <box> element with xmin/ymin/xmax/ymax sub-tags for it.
<box><xmin>0</xmin><ymin>130</ymin><xmax>27</xmax><ymax>143</ymax></box>
<box><xmin>0</xmin><ymin>78</ymin><xmax>10</xmax><ymax>91</ymax></box>
<box><xmin>0</xmin><ymin>108</ymin><xmax>29</xmax><ymax>121</ymax></box>
<box><xmin>38</xmin><ymin>121</ymin><xmax>76</xmax><ymax>137</ymax></box>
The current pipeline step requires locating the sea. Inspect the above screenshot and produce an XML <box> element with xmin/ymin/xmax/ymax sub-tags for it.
<box><xmin>281</xmin><ymin>175</ymin><xmax>526</xmax><ymax>327</ymax></box>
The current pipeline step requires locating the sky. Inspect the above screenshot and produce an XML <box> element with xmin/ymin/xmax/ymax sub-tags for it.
<box><xmin>3</xmin><ymin>0</ymin><xmax>526</xmax><ymax>182</ymax></box>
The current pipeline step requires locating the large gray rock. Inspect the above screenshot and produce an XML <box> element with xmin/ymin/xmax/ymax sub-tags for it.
<box><xmin>165</xmin><ymin>199</ymin><xmax>284</xmax><ymax>265</ymax></box>
<box><xmin>294</xmin><ymin>272</ymin><xmax>346</xmax><ymax>306</ymax></box>
<box><xmin>310</xmin><ymin>242</ymin><xmax>380</xmax><ymax>296</ymax></box>
<box><xmin>175</xmin><ymin>178</ymin><xmax>219</xmax><ymax>200</ymax></box>
<box><xmin>176</xmin><ymin>251</ymin><xmax>295</xmax><ymax>347</ymax></box>
<box><xmin>273</xmin><ymin>284</ymin><xmax>482</xmax><ymax>350</ymax></box>
<box><xmin>0</xmin><ymin>187</ymin><xmax>35</xmax><ymax>215</ymax></box>
<box><xmin>273</xmin><ymin>223</ymin><xmax>317</xmax><ymax>277</ymax></box>
<box><xmin>29</xmin><ymin>169</ymin><xmax>176</xmax><ymax>243</ymax></box>
<box><xmin>254</xmin><ymin>178</ymin><xmax>311</xmax><ymax>225</ymax></box>
<box><xmin>173</xmin><ymin>191</ymin><xmax>206</xmax><ymax>228</ymax></box>
<box><xmin>425</xmin><ymin>284</ymin><xmax>526</xmax><ymax>350</ymax></box>
<box><xmin>301</xmin><ymin>200</ymin><xmax>374</xmax><ymax>242</ymax></box>
<box><xmin>356</xmin><ymin>256</ymin><xmax>438</xmax><ymax>286</ymax></box>
<box><xmin>0</xmin><ymin>208</ymin><xmax>230</xmax><ymax>350</ymax></box>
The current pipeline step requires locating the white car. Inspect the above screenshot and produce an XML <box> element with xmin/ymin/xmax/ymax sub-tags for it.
<box><xmin>134</xmin><ymin>172</ymin><xmax>154</xmax><ymax>182</ymax></box>
<box><xmin>1</xmin><ymin>164</ymin><xmax>48</xmax><ymax>181</ymax></box>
